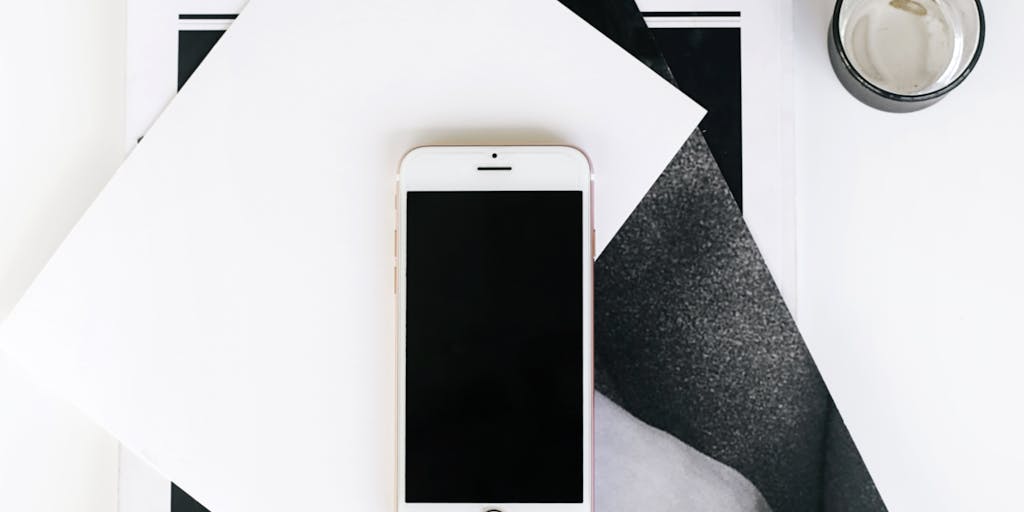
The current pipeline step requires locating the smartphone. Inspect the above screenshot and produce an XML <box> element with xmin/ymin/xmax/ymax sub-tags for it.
<box><xmin>397</xmin><ymin>146</ymin><xmax>594</xmax><ymax>512</ymax></box>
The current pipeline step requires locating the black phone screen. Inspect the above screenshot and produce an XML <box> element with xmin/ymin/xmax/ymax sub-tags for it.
<box><xmin>405</xmin><ymin>191</ymin><xmax>584</xmax><ymax>504</ymax></box>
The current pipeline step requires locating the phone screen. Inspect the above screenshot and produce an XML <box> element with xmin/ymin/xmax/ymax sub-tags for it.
<box><xmin>405</xmin><ymin>191</ymin><xmax>584</xmax><ymax>504</ymax></box>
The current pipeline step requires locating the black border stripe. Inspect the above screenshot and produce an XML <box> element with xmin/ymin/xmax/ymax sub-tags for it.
<box><xmin>642</xmin><ymin>11</ymin><xmax>740</xmax><ymax>17</ymax></box>
<box><xmin>179</xmin><ymin>14</ymin><xmax>238</xmax><ymax>20</ymax></box>
<box><xmin>476</xmin><ymin>166</ymin><xmax>512</xmax><ymax>171</ymax></box>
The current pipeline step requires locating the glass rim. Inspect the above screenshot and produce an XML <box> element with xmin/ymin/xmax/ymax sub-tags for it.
<box><xmin>830</xmin><ymin>0</ymin><xmax>986</xmax><ymax>102</ymax></box>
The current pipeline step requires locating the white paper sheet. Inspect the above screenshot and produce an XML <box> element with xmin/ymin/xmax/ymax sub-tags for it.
<box><xmin>0</xmin><ymin>1</ymin><xmax>703</xmax><ymax>511</ymax></box>
<box><xmin>123</xmin><ymin>2</ymin><xmax>247</xmax><ymax>507</ymax></box>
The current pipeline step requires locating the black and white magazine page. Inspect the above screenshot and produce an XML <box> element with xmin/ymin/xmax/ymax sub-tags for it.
<box><xmin>636</xmin><ymin>0</ymin><xmax>797</xmax><ymax>309</ymax></box>
<box><xmin>567</xmin><ymin>0</ymin><xmax>887</xmax><ymax>511</ymax></box>
<box><xmin>125</xmin><ymin>0</ymin><xmax>246</xmax><ymax>152</ymax></box>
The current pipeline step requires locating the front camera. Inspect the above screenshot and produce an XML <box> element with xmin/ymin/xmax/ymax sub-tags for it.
<box><xmin>491</xmin><ymin>153</ymin><xmax>497</xmax><ymax>158</ymax></box>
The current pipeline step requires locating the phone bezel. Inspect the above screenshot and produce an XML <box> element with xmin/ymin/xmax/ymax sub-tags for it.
<box><xmin>396</xmin><ymin>146</ymin><xmax>594</xmax><ymax>512</ymax></box>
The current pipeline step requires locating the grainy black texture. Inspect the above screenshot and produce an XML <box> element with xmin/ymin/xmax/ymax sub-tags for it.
<box><xmin>594</xmin><ymin>130</ymin><xmax>884</xmax><ymax>512</ymax></box>
<box><xmin>595</xmin><ymin>132</ymin><xmax>825</xmax><ymax>511</ymax></box>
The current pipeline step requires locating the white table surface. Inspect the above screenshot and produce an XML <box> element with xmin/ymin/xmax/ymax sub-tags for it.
<box><xmin>794</xmin><ymin>1</ymin><xmax>1023</xmax><ymax>510</ymax></box>
<box><xmin>1</xmin><ymin>0</ymin><xmax>1021</xmax><ymax>510</ymax></box>
<box><xmin>0</xmin><ymin>1</ymin><xmax>124</xmax><ymax>511</ymax></box>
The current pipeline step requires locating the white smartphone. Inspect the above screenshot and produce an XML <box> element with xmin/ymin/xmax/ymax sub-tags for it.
<box><xmin>397</xmin><ymin>146</ymin><xmax>594</xmax><ymax>512</ymax></box>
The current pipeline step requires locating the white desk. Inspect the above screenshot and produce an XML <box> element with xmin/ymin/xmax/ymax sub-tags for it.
<box><xmin>0</xmin><ymin>1</ymin><xmax>124</xmax><ymax>510</ymax></box>
<box><xmin>2</xmin><ymin>0</ymin><xmax>1021</xmax><ymax>510</ymax></box>
<box><xmin>794</xmin><ymin>1</ymin><xmax>1024</xmax><ymax>510</ymax></box>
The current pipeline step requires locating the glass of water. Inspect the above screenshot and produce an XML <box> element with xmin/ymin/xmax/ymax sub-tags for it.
<box><xmin>828</xmin><ymin>0</ymin><xmax>985</xmax><ymax>112</ymax></box>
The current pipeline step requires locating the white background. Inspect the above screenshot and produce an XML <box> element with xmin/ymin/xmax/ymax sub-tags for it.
<box><xmin>0</xmin><ymin>0</ymin><xmax>124</xmax><ymax>511</ymax></box>
<box><xmin>1</xmin><ymin>0</ymin><xmax>1022</xmax><ymax>510</ymax></box>
<box><xmin>794</xmin><ymin>1</ymin><xmax>1024</xmax><ymax>510</ymax></box>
